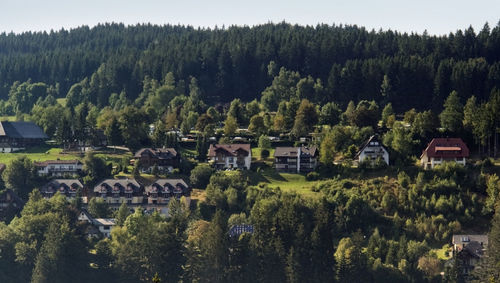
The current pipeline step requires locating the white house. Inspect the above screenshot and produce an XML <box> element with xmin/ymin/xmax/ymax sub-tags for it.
<box><xmin>34</xmin><ymin>159</ymin><xmax>83</xmax><ymax>176</ymax></box>
<box><xmin>356</xmin><ymin>136</ymin><xmax>389</xmax><ymax>165</ymax></box>
<box><xmin>208</xmin><ymin>144</ymin><xmax>251</xmax><ymax>170</ymax></box>
<box><xmin>77</xmin><ymin>209</ymin><xmax>115</xmax><ymax>238</ymax></box>
<box><xmin>92</xmin><ymin>218</ymin><xmax>116</xmax><ymax>238</ymax></box>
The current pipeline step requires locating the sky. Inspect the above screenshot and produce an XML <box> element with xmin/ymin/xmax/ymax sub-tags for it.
<box><xmin>0</xmin><ymin>0</ymin><xmax>498</xmax><ymax>35</ymax></box>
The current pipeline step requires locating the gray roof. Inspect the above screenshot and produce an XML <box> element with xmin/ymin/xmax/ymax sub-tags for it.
<box><xmin>452</xmin><ymin>234</ymin><xmax>488</xmax><ymax>246</ymax></box>
<box><xmin>94</xmin><ymin>179</ymin><xmax>141</xmax><ymax>192</ymax></box>
<box><xmin>41</xmin><ymin>179</ymin><xmax>83</xmax><ymax>195</ymax></box>
<box><xmin>274</xmin><ymin>147</ymin><xmax>299</xmax><ymax>157</ymax></box>
<box><xmin>274</xmin><ymin>146</ymin><xmax>317</xmax><ymax>157</ymax></box>
<box><xmin>93</xmin><ymin>218</ymin><xmax>116</xmax><ymax>226</ymax></box>
<box><xmin>0</xmin><ymin>121</ymin><xmax>48</xmax><ymax>139</ymax></box>
<box><xmin>300</xmin><ymin>146</ymin><xmax>318</xmax><ymax>157</ymax></box>
<box><xmin>134</xmin><ymin>148</ymin><xmax>178</xmax><ymax>159</ymax></box>
<box><xmin>43</xmin><ymin>179</ymin><xmax>83</xmax><ymax>190</ymax></box>
<box><xmin>147</xmin><ymin>178</ymin><xmax>189</xmax><ymax>193</ymax></box>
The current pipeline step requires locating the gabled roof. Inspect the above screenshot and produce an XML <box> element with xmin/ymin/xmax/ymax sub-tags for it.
<box><xmin>208</xmin><ymin>144</ymin><xmax>251</xmax><ymax>157</ymax></box>
<box><xmin>78</xmin><ymin>208</ymin><xmax>94</xmax><ymax>222</ymax></box>
<box><xmin>152</xmin><ymin>178</ymin><xmax>188</xmax><ymax>188</ymax></box>
<box><xmin>0</xmin><ymin>121</ymin><xmax>48</xmax><ymax>139</ymax></box>
<box><xmin>93</xmin><ymin>218</ymin><xmax>116</xmax><ymax>226</ymax></box>
<box><xmin>274</xmin><ymin>147</ymin><xmax>299</xmax><ymax>157</ymax></box>
<box><xmin>134</xmin><ymin>148</ymin><xmax>178</xmax><ymax>159</ymax></box>
<box><xmin>274</xmin><ymin>146</ymin><xmax>318</xmax><ymax>157</ymax></box>
<box><xmin>42</xmin><ymin>179</ymin><xmax>84</xmax><ymax>191</ymax></box>
<box><xmin>452</xmin><ymin>234</ymin><xmax>488</xmax><ymax>246</ymax></box>
<box><xmin>421</xmin><ymin>138</ymin><xmax>469</xmax><ymax>159</ymax></box>
<box><xmin>94</xmin><ymin>179</ymin><xmax>141</xmax><ymax>192</ymax></box>
<box><xmin>355</xmin><ymin>135</ymin><xmax>387</xmax><ymax>158</ymax></box>
<box><xmin>300</xmin><ymin>146</ymin><xmax>318</xmax><ymax>157</ymax></box>
<box><xmin>147</xmin><ymin>178</ymin><xmax>189</xmax><ymax>193</ymax></box>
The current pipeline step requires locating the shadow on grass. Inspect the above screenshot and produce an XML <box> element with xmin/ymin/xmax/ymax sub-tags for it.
<box><xmin>242</xmin><ymin>166</ymin><xmax>288</xmax><ymax>186</ymax></box>
<box><xmin>16</xmin><ymin>144</ymin><xmax>57</xmax><ymax>154</ymax></box>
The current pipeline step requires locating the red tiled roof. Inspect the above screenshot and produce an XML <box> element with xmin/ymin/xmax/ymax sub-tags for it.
<box><xmin>208</xmin><ymin>144</ymin><xmax>250</xmax><ymax>157</ymax></box>
<box><xmin>421</xmin><ymin>138</ymin><xmax>469</xmax><ymax>158</ymax></box>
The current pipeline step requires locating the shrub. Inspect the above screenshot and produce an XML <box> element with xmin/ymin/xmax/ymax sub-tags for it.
<box><xmin>190</xmin><ymin>165</ymin><xmax>215</xmax><ymax>189</ymax></box>
<box><xmin>260</xmin><ymin>149</ymin><xmax>270</xmax><ymax>159</ymax></box>
<box><xmin>306</xmin><ymin>171</ymin><xmax>320</xmax><ymax>181</ymax></box>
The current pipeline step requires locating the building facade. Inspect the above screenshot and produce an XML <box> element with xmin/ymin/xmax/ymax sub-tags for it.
<box><xmin>420</xmin><ymin>138</ymin><xmax>469</xmax><ymax>169</ymax></box>
<box><xmin>93</xmin><ymin>179</ymin><xmax>144</xmax><ymax>205</ymax></box>
<box><xmin>356</xmin><ymin>136</ymin><xmax>389</xmax><ymax>165</ymax></box>
<box><xmin>0</xmin><ymin>121</ymin><xmax>48</xmax><ymax>152</ymax></box>
<box><xmin>452</xmin><ymin>234</ymin><xmax>488</xmax><ymax>277</ymax></box>
<box><xmin>134</xmin><ymin>148</ymin><xmax>180</xmax><ymax>173</ymax></box>
<box><xmin>145</xmin><ymin>179</ymin><xmax>190</xmax><ymax>205</ymax></box>
<box><xmin>34</xmin><ymin>159</ymin><xmax>83</xmax><ymax>176</ymax></box>
<box><xmin>208</xmin><ymin>144</ymin><xmax>251</xmax><ymax>170</ymax></box>
<box><xmin>274</xmin><ymin>146</ymin><xmax>318</xmax><ymax>173</ymax></box>
<box><xmin>40</xmin><ymin>179</ymin><xmax>84</xmax><ymax>199</ymax></box>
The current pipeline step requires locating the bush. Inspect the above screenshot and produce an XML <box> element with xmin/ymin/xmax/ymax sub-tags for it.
<box><xmin>306</xmin><ymin>171</ymin><xmax>320</xmax><ymax>181</ymax></box>
<box><xmin>258</xmin><ymin>135</ymin><xmax>271</xmax><ymax>149</ymax></box>
<box><xmin>190</xmin><ymin>165</ymin><xmax>215</xmax><ymax>189</ymax></box>
<box><xmin>346</xmin><ymin>144</ymin><xmax>358</xmax><ymax>159</ymax></box>
<box><xmin>260</xmin><ymin>149</ymin><xmax>270</xmax><ymax>159</ymax></box>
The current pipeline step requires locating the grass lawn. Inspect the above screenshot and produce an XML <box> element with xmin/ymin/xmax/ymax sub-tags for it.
<box><xmin>0</xmin><ymin>145</ymin><xmax>134</xmax><ymax>166</ymax></box>
<box><xmin>432</xmin><ymin>245</ymin><xmax>452</xmax><ymax>261</ymax></box>
<box><xmin>0</xmin><ymin>145</ymin><xmax>82</xmax><ymax>164</ymax></box>
<box><xmin>243</xmin><ymin>166</ymin><xmax>319</xmax><ymax>197</ymax></box>
<box><xmin>251</xmin><ymin>147</ymin><xmax>275</xmax><ymax>165</ymax></box>
<box><xmin>0</xmin><ymin>116</ymin><xmax>17</xmax><ymax>121</ymax></box>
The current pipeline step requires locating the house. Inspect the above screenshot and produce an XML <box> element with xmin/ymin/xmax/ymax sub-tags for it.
<box><xmin>274</xmin><ymin>146</ymin><xmax>318</xmax><ymax>173</ymax></box>
<box><xmin>78</xmin><ymin>209</ymin><xmax>94</xmax><ymax>223</ymax></box>
<box><xmin>208</xmin><ymin>144</ymin><xmax>251</xmax><ymax>170</ymax></box>
<box><xmin>134</xmin><ymin>148</ymin><xmax>180</xmax><ymax>173</ymax></box>
<box><xmin>229</xmin><ymin>224</ymin><xmax>254</xmax><ymax>237</ymax></box>
<box><xmin>146</xmin><ymin>179</ymin><xmax>190</xmax><ymax>205</ymax></box>
<box><xmin>77</xmin><ymin>209</ymin><xmax>112</xmax><ymax>238</ymax></box>
<box><xmin>40</xmin><ymin>179</ymin><xmax>84</xmax><ymax>199</ymax></box>
<box><xmin>452</xmin><ymin>234</ymin><xmax>488</xmax><ymax>276</ymax></box>
<box><xmin>34</xmin><ymin>159</ymin><xmax>83</xmax><ymax>176</ymax></box>
<box><xmin>0</xmin><ymin>121</ymin><xmax>48</xmax><ymax>152</ymax></box>
<box><xmin>0</xmin><ymin>189</ymin><xmax>24</xmax><ymax>222</ymax></box>
<box><xmin>356</xmin><ymin>135</ymin><xmax>389</xmax><ymax>165</ymax></box>
<box><xmin>420</xmin><ymin>138</ymin><xmax>469</xmax><ymax>169</ymax></box>
<box><xmin>93</xmin><ymin>179</ymin><xmax>144</xmax><ymax>205</ymax></box>
<box><xmin>92</xmin><ymin>218</ymin><xmax>116</xmax><ymax>238</ymax></box>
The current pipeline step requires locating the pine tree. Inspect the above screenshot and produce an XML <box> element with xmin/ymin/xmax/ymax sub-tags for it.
<box><xmin>440</xmin><ymin>91</ymin><xmax>464</xmax><ymax>133</ymax></box>
<box><xmin>116</xmin><ymin>202</ymin><xmax>130</xmax><ymax>226</ymax></box>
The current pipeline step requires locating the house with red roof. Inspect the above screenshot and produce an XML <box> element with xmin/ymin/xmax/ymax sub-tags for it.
<box><xmin>420</xmin><ymin>138</ymin><xmax>469</xmax><ymax>169</ymax></box>
<box><xmin>208</xmin><ymin>144</ymin><xmax>251</xmax><ymax>170</ymax></box>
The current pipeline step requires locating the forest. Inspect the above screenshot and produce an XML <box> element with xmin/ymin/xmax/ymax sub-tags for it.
<box><xmin>0</xmin><ymin>22</ymin><xmax>499</xmax><ymax>283</ymax></box>
<box><xmin>0</xmin><ymin>22</ymin><xmax>499</xmax><ymax>111</ymax></box>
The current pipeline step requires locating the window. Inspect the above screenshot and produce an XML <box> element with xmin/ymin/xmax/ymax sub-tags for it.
<box><xmin>228</xmin><ymin>157</ymin><xmax>234</xmax><ymax>163</ymax></box>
